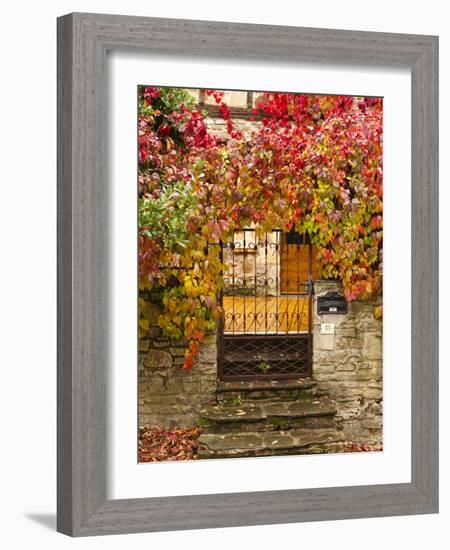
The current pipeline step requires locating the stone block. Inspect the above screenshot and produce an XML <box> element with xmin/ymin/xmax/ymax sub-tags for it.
<box><xmin>333</xmin><ymin>370</ymin><xmax>372</xmax><ymax>382</ymax></box>
<box><xmin>332</xmin><ymin>386</ymin><xmax>364</xmax><ymax>400</ymax></box>
<box><xmin>362</xmin><ymin>417</ymin><xmax>383</xmax><ymax>430</ymax></box>
<box><xmin>147</xmin><ymin>376</ymin><xmax>165</xmax><ymax>393</ymax></box>
<box><xmin>143</xmin><ymin>349</ymin><xmax>172</xmax><ymax>370</ymax></box>
<box><xmin>317</xmin><ymin>314</ymin><xmax>346</xmax><ymax>328</ymax></box>
<box><xmin>203</xmin><ymin>333</ymin><xmax>218</xmax><ymax>345</ymax></box>
<box><xmin>142</xmin><ymin>303</ymin><xmax>161</xmax><ymax>325</ymax></box>
<box><xmin>139</xmin><ymin>339</ymin><xmax>150</xmax><ymax>353</ymax></box>
<box><xmin>335</xmin><ymin>339</ymin><xmax>351</xmax><ymax>350</ymax></box>
<box><xmin>356</xmin><ymin>362</ymin><xmax>372</xmax><ymax>370</ymax></box>
<box><xmin>362</xmin><ymin>388</ymin><xmax>383</xmax><ymax>400</ymax></box>
<box><xmin>313</xmin><ymin>280</ymin><xmax>343</xmax><ymax>296</ymax></box>
<box><xmin>148</xmin><ymin>326</ymin><xmax>161</xmax><ymax>338</ymax></box>
<box><xmin>363</xmin><ymin>333</ymin><xmax>382</xmax><ymax>360</ymax></box>
<box><xmin>339</xmin><ymin>350</ymin><xmax>362</xmax><ymax>363</ymax></box>
<box><xmin>314</xmin><ymin>364</ymin><xmax>336</xmax><ymax>374</ymax></box>
<box><xmin>183</xmin><ymin>381</ymin><xmax>202</xmax><ymax>394</ymax></box>
<box><xmin>170</xmin><ymin>346</ymin><xmax>186</xmax><ymax>357</ymax></box>
<box><xmin>194</xmin><ymin>362</ymin><xmax>217</xmax><ymax>376</ymax></box>
<box><xmin>336</xmin><ymin>362</ymin><xmax>356</xmax><ymax>371</ymax></box>
<box><xmin>313</xmin><ymin>373</ymin><xmax>337</xmax><ymax>382</ymax></box>
<box><xmin>347</xmin><ymin>338</ymin><xmax>363</xmax><ymax>349</ymax></box>
<box><xmin>143</xmin><ymin>394</ymin><xmax>172</xmax><ymax>405</ymax></box>
<box><xmin>198</xmin><ymin>345</ymin><xmax>216</xmax><ymax>362</ymax></box>
<box><xmin>316</xmin><ymin>334</ymin><xmax>335</xmax><ymax>351</ymax></box>
<box><xmin>373</xmin><ymin>365</ymin><xmax>383</xmax><ymax>379</ymax></box>
<box><xmin>153</xmin><ymin>338</ymin><xmax>170</xmax><ymax>348</ymax></box>
<box><xmin>367</xmin><ymin>401</ymin><xmax>383</xmax><ymax>415</ymax></box>
<box><xmin>226</xmin><ymin>91</ymin><xmax>247</xmax><ymax>107</ymax></box>
<box><xmin>172</xmin><ymin>356</ymin><xmax>185</xmax><ymax>367</ymax></box>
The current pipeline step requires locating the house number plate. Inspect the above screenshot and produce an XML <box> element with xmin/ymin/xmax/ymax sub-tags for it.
<box><xmin>321</xmin><ymin>323</ymin><xmax>335</xmax><ymax>335</ymax></box>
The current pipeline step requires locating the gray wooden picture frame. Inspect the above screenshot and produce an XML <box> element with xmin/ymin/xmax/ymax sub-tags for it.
<box><xmin>57</xmin><ymin>12</ymin><xmax>439</xmax><ymax>537</ymax></box>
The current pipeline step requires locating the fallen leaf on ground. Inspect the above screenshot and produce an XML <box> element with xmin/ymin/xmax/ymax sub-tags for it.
<box><xmin>139</xmin><ymin>426</ymin><xmax>201</xmax><ymax>462</ymax></box>
<box><xmin>343</xmin><ymin>441</ymin><xmax>383</xmax><ymax>453</ymax></box>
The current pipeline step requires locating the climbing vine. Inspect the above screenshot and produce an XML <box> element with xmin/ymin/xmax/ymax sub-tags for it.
<box><xmin>138</xmin><ymin>86</ymin><xmax>383</xmax><ymax>369</ymax></box>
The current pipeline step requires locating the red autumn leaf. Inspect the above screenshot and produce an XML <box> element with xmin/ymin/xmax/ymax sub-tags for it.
<box><xmin>138</xmin><ymin>86</ymin><xmax>383</xmax><ymax>369</ymax></box>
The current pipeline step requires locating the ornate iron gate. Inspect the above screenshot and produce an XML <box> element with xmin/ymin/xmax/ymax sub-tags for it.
<box><xmin>217</xmin><ymin>229</ymin><xmax>313</xmax><ymax>380</ymax></box>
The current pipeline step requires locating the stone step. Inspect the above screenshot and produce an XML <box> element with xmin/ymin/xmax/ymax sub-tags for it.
<box><xmin>197</xmin><ymin>428</ymin><xmax>344</xmax><ymax>459</ymax></box>
<box><xmin>216</xmin><ymin>378</ymin><xmax>317</xmax><ymax>403</ymax></box>
<box><xmin>198</xmin><ymin>397</ymin><xmax>337</xmax><ymax>433</ymax></box>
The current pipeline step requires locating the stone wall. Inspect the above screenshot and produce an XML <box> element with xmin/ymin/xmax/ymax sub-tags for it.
<box><xmin>139</xmin><ymin>92</ymin><xmax>260</xmax><ymax>430</ymax></box>
<box><xmin>312</xmin><ymin>280</ymin><xmax>383</xmax><ymax>444</ymax></box>
<box><xmin>205</xmin><ymin>116</ymin><xmax>259</xmax><ymax>141</ymax></box>
<box><xmin>139</xmin><ymin>302</ymin><xmax>218</xmax><ymax>429</ymax></box>
<box><xmin>139</xmin><ymin>284</ymin><xmax>383</xmax><ymax>441</ymax></box>
<box><xmin>187</xmin><ymin>88</ymin><xmax>262</xmax><ymax>140</ymax></box>
<box><xmin>139</xmin><ymin>91</ymin><xmax>383</xmax><ymax>442</ymax></box>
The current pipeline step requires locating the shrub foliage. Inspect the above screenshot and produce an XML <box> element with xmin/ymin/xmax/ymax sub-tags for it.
<box><xmin>138</xmin><ymin>87</ymin><xmax>383</xmax><ymax>368</ymax></box>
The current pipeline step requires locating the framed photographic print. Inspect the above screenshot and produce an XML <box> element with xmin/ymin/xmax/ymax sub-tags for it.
<box><xmin>136</xmin><ymin>85</ymin><xmax>384</xmax><ymax>462</ymax></box>
<box><xmin>57</xmin><ymin>12</ymin><xmax>438</xmax><ymax>536</ymax></box>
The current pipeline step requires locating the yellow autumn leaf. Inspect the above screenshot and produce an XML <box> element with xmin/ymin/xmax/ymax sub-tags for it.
<box><xmin>374</xmin><ymin>305</ymin><xmax>383</xmax><ymax>320</ymax></box>
<box><xmin>138</xmin><ymin>318</ymin><xmax>149</xmax><ymax>338</ymax></box>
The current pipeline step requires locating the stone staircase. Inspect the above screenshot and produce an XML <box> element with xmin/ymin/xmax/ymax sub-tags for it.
<box><xmin>197</xmin><ymin>378</ymin><xmax>345</xmax><ymax>459</ymax></box>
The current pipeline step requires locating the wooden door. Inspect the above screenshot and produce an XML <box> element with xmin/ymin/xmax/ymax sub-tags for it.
<box><xmin>280</xmin><ymin>232</ymin><xmax>318</xmax><ymax>294</ymax></box>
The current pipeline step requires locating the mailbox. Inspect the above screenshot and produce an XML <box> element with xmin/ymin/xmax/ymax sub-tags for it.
<box><xmin>317</xmin><ymin>291</ymin><xmax>348</xmax><ymax>314</ymax></box>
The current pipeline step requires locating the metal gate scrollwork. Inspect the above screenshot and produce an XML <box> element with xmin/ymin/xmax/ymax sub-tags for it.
<box><xmin>217</xmin><ymin>229</ymin><xmax>313</xmax><ymax>380</ymax></box>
